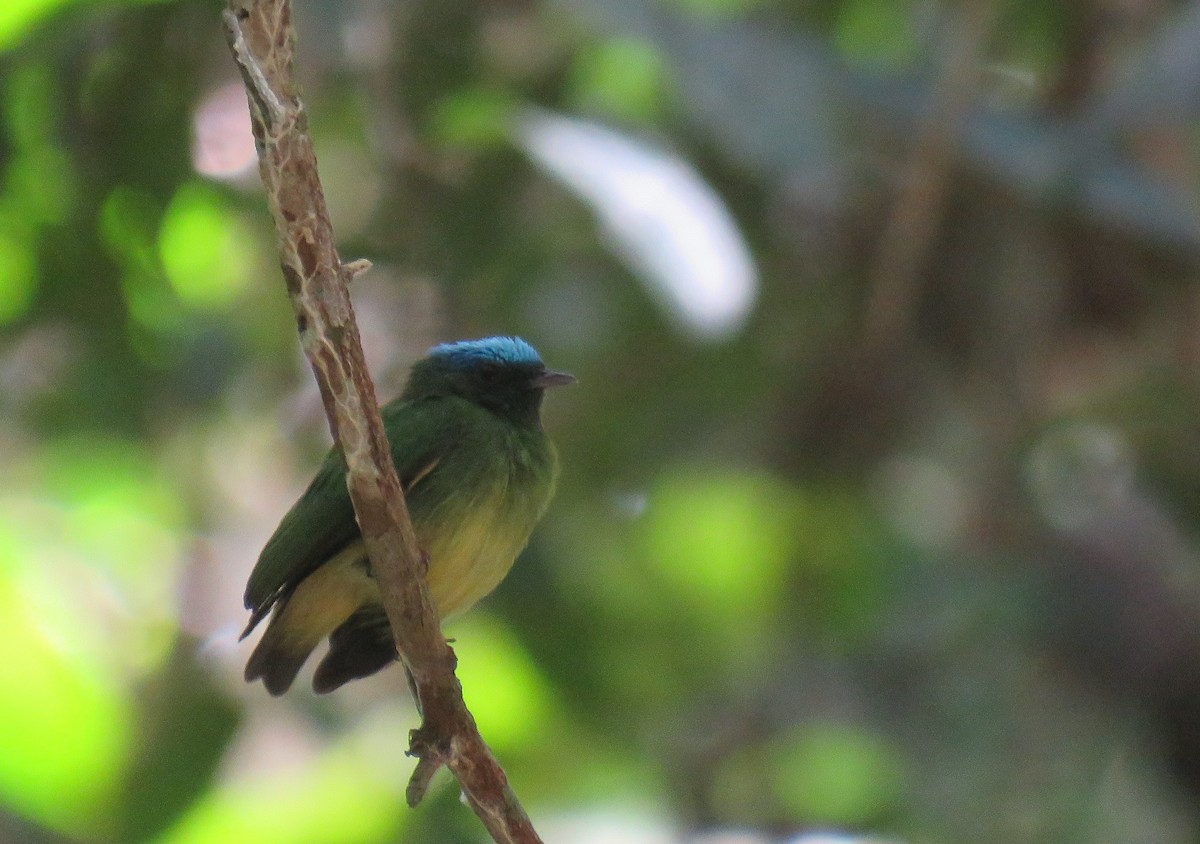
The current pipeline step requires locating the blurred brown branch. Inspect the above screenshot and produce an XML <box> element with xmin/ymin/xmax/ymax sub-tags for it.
<box><xmin>862</xmin><ymin>0</ymin><xmax>1001</xmax><ymax>349</ymax></box>
<box><xmin>221</xmin><ymin>3</ymin><xmax>543</xmax><ymax>841</ymax></box>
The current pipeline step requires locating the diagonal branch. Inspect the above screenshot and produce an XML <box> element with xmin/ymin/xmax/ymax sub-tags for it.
<box><xmin>221</xmin><ymin>3</ymin><xmax>543</xmax><ymax>841</ymax></box>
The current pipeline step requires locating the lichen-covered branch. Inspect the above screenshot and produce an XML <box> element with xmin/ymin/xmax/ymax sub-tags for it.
<box><xmin>221</xmin><ymin>3</ymin><xmax>542</xmax><ymax>841</ymax></box>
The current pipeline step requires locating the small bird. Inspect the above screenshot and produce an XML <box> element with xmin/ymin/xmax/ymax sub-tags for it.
<box><xmin>241</xmin><ymin>336</ymin><xmax>574</xmax><ymax>695</ymax></box>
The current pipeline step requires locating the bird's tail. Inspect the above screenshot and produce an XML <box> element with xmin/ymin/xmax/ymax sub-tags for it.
<box><xmin>242</xmin><ymin>546</ymin><xmax>381</xmax><ymax>695</ymax></box>
<box><xmin>312</xmin><ymin>607</ymin><xmax>397</xmax><ymax>693</ymax></box>
<box><xmin>243</xmin><ymin>605</ymin><xmax>323</xmax><ymax>696</ymax></box>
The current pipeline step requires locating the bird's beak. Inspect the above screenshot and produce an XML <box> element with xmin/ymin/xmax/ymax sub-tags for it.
<box><xmin>532</xmin><ymin>369</ymin><xmax>576</xmax><ymax>389</ymax></box>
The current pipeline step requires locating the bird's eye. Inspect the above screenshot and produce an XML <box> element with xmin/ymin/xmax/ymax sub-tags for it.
<box><xmin>479</xmin><ymin>362</ymin><xmax>500</xmax><ymax>383</ymax></box>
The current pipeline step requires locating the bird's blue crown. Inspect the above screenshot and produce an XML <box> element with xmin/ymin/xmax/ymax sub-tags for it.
<box><xmin>428</xmin><ymin>336</ymin><xmax>544</xmax><ymax>370</ymax></box>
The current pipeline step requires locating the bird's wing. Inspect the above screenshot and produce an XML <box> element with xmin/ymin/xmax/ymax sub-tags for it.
<box><xmin>241</xmin><ymin>397</ymin><xmax>461</xmax><ymax>635</ymax></box>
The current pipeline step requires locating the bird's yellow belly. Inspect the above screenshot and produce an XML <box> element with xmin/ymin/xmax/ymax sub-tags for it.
<box><xmin>421</xmin><ymin>502</ymin><xmax>532</xmax><ymax>618</ymax></box>
<box><xmin>287</xmin><ymin>483</ymin><xmax>542</xmax><ymax>639</ymax></box>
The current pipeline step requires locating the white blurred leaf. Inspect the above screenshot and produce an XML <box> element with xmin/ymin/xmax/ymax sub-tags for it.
<box><xmin>518</xmin><ymin>110</ymin><xmax>757</xmax><ymax>339</ymax></box>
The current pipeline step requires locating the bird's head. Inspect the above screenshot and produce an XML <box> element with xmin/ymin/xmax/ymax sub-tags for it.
<box><xmin>403</xmin><ymin>336</ymin><xmax>575</xmax><ymax>426</ymax></box>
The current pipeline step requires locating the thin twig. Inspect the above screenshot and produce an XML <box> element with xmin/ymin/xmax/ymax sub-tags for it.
<box><xmin>222</xmin><ymin>3</ymin><xmax>543</xmax><ymax>842</ymax></box>
<box><xmin>344</xmin><ymin>258</ymin><xmax>373</xmax><ymax>281</ymax></box>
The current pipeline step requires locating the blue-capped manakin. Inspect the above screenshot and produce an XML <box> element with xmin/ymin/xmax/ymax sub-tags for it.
<box><xmin>241</xmin><ymin>336</ymin><xmax>574</xmax><ymax>695</ymax></box>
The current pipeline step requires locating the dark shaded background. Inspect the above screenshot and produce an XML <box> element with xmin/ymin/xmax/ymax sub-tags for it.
<box><xmin>3</xmin><ymin>0</ymin><xmax>1200</xmax><ymax>841</ymax></box>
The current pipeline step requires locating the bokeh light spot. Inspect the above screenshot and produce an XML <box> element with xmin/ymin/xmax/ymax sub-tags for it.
<box><xmin>192</xmin><ymin>82</ymin><xmax>257</xmax><ymax>180</ymax></box>
<box><xmin>452</xmin><ymin>614</ymin><xmax>556</xmax><ymax>750</ymax></box>
<box><xmin>160</xmin><ymin>745</ymin><xmax>400</xmax><ymax>844</ymax></box>
<box><xmin>429</xmin><ymin>87</ymin><xmax>519</xmax><ymax>149</ymax></box>
<box><xmin>0</xmin><ymin>539</ymin><xmax>132</xmax><ymax>834</ymax></box>
<box><xmin>569</xmin><ymin>39</ymin><xmax>667</xmax><ymax>122</ymax></box>
<box><xmin>158</xmin><ymin>182</ymin><xmax>253</xmax><ymax>309</ymax></box>
<box><xmin>642</xmin><ymin>467</ymin><xmax>799</xmax><ymax>621</ymax></box>
<box><xmin>769</xmin><ymin>723</ymin><xmax>902</xmax><ymax>825</ymax></box>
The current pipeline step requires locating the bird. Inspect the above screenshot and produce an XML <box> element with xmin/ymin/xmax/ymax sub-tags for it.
<box><xmin>241</xmin><ymin>336</ymin><xmax>574</xmax><ymax>696</ymax></box>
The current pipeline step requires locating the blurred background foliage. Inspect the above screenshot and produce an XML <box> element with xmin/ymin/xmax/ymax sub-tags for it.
<box><xmin>3</xmin><ymin>0</ymin><xmax>1200</xmax><ymax>841</ymax></box>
